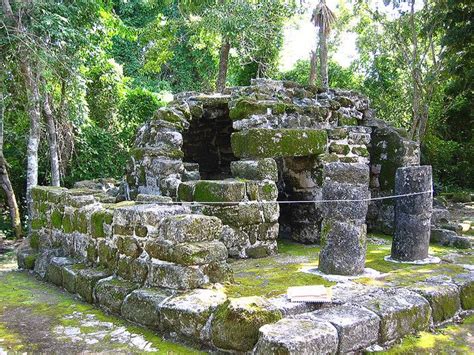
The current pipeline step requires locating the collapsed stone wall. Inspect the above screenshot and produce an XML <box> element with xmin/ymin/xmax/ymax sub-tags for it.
<box><xmin>28</xmin><ymin>186</ymin><xmax>232</xmax><ymax>291</ymax></box>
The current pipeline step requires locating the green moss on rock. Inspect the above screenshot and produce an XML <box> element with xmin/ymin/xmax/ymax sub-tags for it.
<box><xmin>231</xmin><ymin>129</ymin><xmax>327</xmax><ymax>158</ymax></box>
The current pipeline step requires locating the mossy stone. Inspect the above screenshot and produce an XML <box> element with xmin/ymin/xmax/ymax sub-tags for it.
<box><xmin>29</xmin><ymin>232</ymin><xmax>40</xmax><ymax>250</ymax></box>
<box><xmin>211</xmin><ymin>296</ymin><xmax>282</xmax><ymax>351</ymax></box>
<box><xmin>94</xmin><ymin>278</ymin><xmax>139</xmax><ymax>314</ymax></box>
<box><xmin>75</xmin><ymin>268</ymin><xmax>111</xmax><ymax>303</ymax></box>
<box><xmin>177</xmin><ymin>181</ymin><xmax>196</xmax><ymax>202</ymax></box>
<box><xmin>51</xmin><ymin>210</ymin><xmax>63</xmax><ymax>229</ymax></box>
<box><xmin>31</xmin><ymin>218</ymin><xmax>46</xmax><ymax>230</ymax></box>
<box><xmin>193</xmin><ymin>180</ymin><xmax>246</xmax><ymax>203</ymax></box>
<box><xmin>62</xmin><ymin>214</ymin><xmax>74</xmax><ymax>233</ymax></box>
<box><xmin>339</xmin><ymin>116</ymin><xmax>358</xmax><ymax>126</ymax></box>
<box><xmin>229</xmin><ymin>98</ymin><xmax>285</xmax><ymax>120</ymax></box>
<box><xmin>329</xmin><ymin>142</ymin><xmax>350</xmax><ymax>155</ymax></box>
<box><xmin>73</xmin><ymin>211</ymin><xmax>88</xmax><ymax>234</ymax></box>
<box><xmin>91</xmin><ymin>210</ymin><xmax>111</xmax><ymax>238</ymax></box>
<box><xmin>24</xmin><ymin>254</ymin><xmax>37</xmax><ymax>270</ymax></box>
<box><xmin>231</xmin><ymin>129</ymin><xmax>327</xmax><ymax>159</ymax></box>
<box><xmin>352</xmin><ymin>146</ymin><xmax>369</xmax><ymax>157</ymax></box>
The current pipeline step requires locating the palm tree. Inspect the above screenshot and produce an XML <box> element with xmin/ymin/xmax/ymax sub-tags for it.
<box><xmin>311</xmin><ymin>0</ymin><xmax>336</xmax><ymax>91</ymax></box>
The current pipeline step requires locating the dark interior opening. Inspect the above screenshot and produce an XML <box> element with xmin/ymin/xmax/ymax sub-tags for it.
<box><xmin>182</xmin><ymin>103</ymin><xmax>238</xmax><ymax>180</ymax></box>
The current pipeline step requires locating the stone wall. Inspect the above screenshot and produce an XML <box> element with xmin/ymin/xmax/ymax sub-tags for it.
<box><xmin>29</xmin><ymin>186</ymin><xmax>232</xmax><ymax>291</ymax></box>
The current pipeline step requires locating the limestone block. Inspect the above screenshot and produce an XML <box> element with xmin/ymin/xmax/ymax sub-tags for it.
<box><xmin>97</xmin><ymin>239</ymin><xmax>118</xmax><ymax>270</ymax></box>
<box><xmin>431</xmin><ymin>228</ymin><xmax>471</xmax><ymax>249</ymax></box>
<box><xmin>148</xmin><ymin>260</ymin><xmax>209</xmax><ymax>290</ymax></box>
<box><xmin>202</xmin><ymin>261</ymin><xmax>234</xmax><ymax>284</ymax></box>
<box><xmin>121</xmin><ymin>288</ymin><xmax>171</xmax><ymax>329</ymax></box>
<box><xmin>211</xmin><ymin>296</ymin><xmax>282</xmax><ymax>351</ymax></box>
<box><xmin>202</xmin><ymin>203</ymin><xmax>265</xmax><ymax>227</ymax></box>
<box><xmin>192</xmin><ymin>180</ymin><xmax>246</xmax><ymax>203</ymax></box>
<box><xmin>254</xmin><ymin>318</ymin><xmax>338</xmax><ymax>355</ymax></box>
<box><xmin>322</xmin><ymin>182</ymin><xmax>370</xmax><ymax>220</ymax></box>
<box><xmin>392</xmin><ymin>211</ymin><xmax>431</xmax><ymax>261</ymax></box>
<box><xmin>62</xmin><ymin>264</ymin><xmax>85</xmax><ymax>294</ymax></box>
<box><xmin>323</xmin><ymin>162</ymin><xmax>370</xmax><ymax>185</ymax></box>
<box><xmin>146</xmin><ymin>240</ymin><xmax>228</xmax><ymax>266</ymax></box>
<box><xmin>245</xmin><ymin>180</ymin><xmax>278</xmax><ymax>201</ymax></box>
<box><xmin>452</xmin><ymin>273</ymin><xmax>474</xmax><ymax>310</ymax></box>
<box><xmin>76</xmin><ymin>268</ymin><xmax>112</xmax><ymax>303</ymax></box>
<box><xmin>231</xmin><ymin>128</ymin><xmax>327</xmax><ymax>158</ymax></box>
<box><xmin>46</xmin><ymin>257</ymin><xmax>74</xmax><ymax>287</ymax></box>
<box><xmin>161</xmin><ymin>288</ymin><xmax>227</xmax><ymax>340</ymax></box>
<box><xmin>245</xmin><ymin>241</ymin><xmax>278</xmax><ymax>258</ymax></box>
<box><xmin>94</xmin><ymin>277</ymin><xmax>139</xmax><ymax>314</ymax></box>
<box><xmin>177</xmin><ymin>181</ymin><xmax>197</xmax><ymax>202</ymax></box>
<box><xmin>408</xmin><ymin>283</ymin><xmax>461</xmax><ymax>323</ymax></box>
<box><xmin>298</xmin><ymin>305</ymin><xmax>380</xmax><ymax>353</ymax></box>
<box><xmin>116</xmin><ymin>236</ymin><xmax>143</xmax><ymax>258</ymax></box>
<box><xmin>318</xmin><ymin>220</ymin><xmax>367</xmax><ymax>276</ymax></box>
<box><xmin>267</xmin><ymin>295</ymin><xmax>321</xmax><ymax>317</ymax></box>
<box><xmin>230</xmin><ymin>159</ymin><xmax>278</xmax><ymax>181</ymax></box>
<box><xmin>158</xmin><ymin>214</ymin><xmax>222</xmax><ymax>244</ymax></box>
<box><xmin>350</xmin><ymin>288</ymin><xmax>431</xmax><ymax>343</ymax></box>
<box><xmin>116</xmin><ymin>255</ymin><xmax>149</xmax><ymax>285</ymax></box>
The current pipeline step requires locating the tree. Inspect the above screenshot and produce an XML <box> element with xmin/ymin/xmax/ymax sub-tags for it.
<box><xmin>309</xmin><ymin>50</ymin><xmax>318</xmax><ymax>85</ymax></box>
<box><xmin>42</xmin><ymin>86</ymin><xmax>61</xmax><ymax>187</ymax></box>
<box><xmin>0</xmin><ymin>83</ymin><xmax>22</xmax><ymax>239</ymax></box>
<box><xmin>311</xmin><ymin>0</ymin><xmax>336</xmax><ymax>91</ymax></box>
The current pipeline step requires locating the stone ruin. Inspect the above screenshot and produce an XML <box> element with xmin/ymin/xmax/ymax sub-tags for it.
<box><xmin>16</xmin><ymin>79</ymin><xmax>473</xmax><ymax>353</ymax></box>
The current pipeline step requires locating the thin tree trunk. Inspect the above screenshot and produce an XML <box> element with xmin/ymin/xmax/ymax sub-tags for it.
<box><xmin>21</xmin><ymin>61</ymin><xmax>41</xmax><ymax>225</ymax></box>
<box><xmin>408</xmin><ymin>0</ymin><xmax>421</xmax><ymax>141</ymax></box>
<box><xmin>0</xmin><ymin>91</ymin><xmax>22</xmax><ymax>239</ymax></box>
<box><xmin>216</xmin><ymin>38</ymin><xmax>231</xmax><ymax>93</ymax></box>
<box><xmin>319</xmin><ymin>25</ymin><xmax>329</xmax><ymax>91</ymax></box>
<box><xmin>309</xmin><ymin>50</ymin><xmax>318</xmax><ymax>85</ymax></box>
<box><xmin>43</xmin><ymin>90</ymin><xmax>60</xmax><ymax>186</ymax></box>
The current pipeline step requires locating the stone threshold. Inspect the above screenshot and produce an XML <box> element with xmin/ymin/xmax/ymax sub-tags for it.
<box><xmin>21</xmin><ymin>255</ymin><xmax>474</xmax><ymax>354</ymax></box>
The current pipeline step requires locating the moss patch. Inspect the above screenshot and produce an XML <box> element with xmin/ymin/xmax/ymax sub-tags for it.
<box><xmin>0</xmin><ymin>269</ymin><xmax>201</xmax><ymax>353</ymax></box>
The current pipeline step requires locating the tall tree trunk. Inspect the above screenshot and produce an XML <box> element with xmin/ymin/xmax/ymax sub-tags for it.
<box><xmin>43</xmin><ymin>90</ymin><xmax>60</xmax><ymax>186</ymax></box>
<box><xmin>216</xmin><ymin>38</ymin><xmax>231</xmax><ymax>93</ymax></box>
<box><xmin>0</xmin><ymin>91</ymin><xmax>22</xmax><ymax>239</ymax></box>
<box><xmin>309</xmin><ymin>50</ymin><xmax>318</xmax><ymax>85</ymax></box>
<box><xmin>319</xmin><ymin>24</ymin><xmax>329</xmax><ymax>91</ymax></box>
<box><xmin>21</xmin><ymin>61</ymin><xmax>41</xmax><ymax>225</ymax></box>
<box><xmin>408</xmin><ymin>0</ymin><xmax>421</xmax><ymax>142</ymax></box>
<box><xmin>3</xmin><ymin>0</ymin><xmax>41</xmax><ymax>227</ymax></box>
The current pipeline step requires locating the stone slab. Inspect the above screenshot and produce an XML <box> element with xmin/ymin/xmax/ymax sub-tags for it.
<box><xmin>94</xmin><ymin>277</ymin><xmax>139</xmax><ymax>314</ymax></box>
<box><xmin>121</xmin><ymin>288</ymin><xmax>171</xmax><ymax>329</ymax></box>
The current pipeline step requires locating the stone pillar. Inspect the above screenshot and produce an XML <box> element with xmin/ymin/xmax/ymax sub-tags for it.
<box><xmin>391</xmin><ymin>166</ymin><xmax>432</xmax><ymax>261</ymax></box>
<box><xmin>319</xmin><ymin>163</ymin><xmax>370</xmax><ymax>275</ymax></box>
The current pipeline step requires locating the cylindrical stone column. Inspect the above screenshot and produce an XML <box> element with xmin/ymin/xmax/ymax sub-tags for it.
<box><xmin>391</xmin><ymin>166</ymin><xmax>432</xmax><ymax>261</ymax></box>
<box><xmin>319</xmin><ymin>162</ymin><xmax>370</xmax><ymax>275</ymax></box>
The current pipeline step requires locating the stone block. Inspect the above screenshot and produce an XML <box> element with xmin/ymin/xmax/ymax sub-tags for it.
<box><xmin>116</xmin><ymin>236</ymin><xmax>143</xmax><ymax>258</ymax></box>
<box><xmin>267</xmin><ymin>295</ymin><xmax>321</xmax><ymax>317</ymax></box>
<box><xmin>62</xmin><ymin>264</ymin><xmax>86</xmax><ymax>294</ymax></box>
<box><xmin>193</xmin><ymin>180</ymin><xmax>246</xmax><ymax>203</ymax></box>
<box><xmin>254</xmin><ymin>318</ymin><xmax>338</xmax><ymax>355</ymax></box>
<box><xmin>245</xmin><ymin>180</ymin><xmax>278</xmax><ymax>201</ymax></box>
<box><xmin>230</xmin><ymin>159</ymin><xmax>278</xmax><ymax>181</ymax></box>
<box><xmin>452</xmin><ymin>273</ymin><xmax>474</xmax><ymax>310</ymax></box>
<box><xmin>158</xmin><ymin>214</ymin><xmax>222</xmax><ymax>244</ymax></box>
<box><xmin>394</xmin><ymin>166</ymin><xmax>433</xmax><ymax>215</ymax></box>
<box><xmin>431</xmin><ymin>228</ymin><xmax>471</xmax><ymax>249</ymax></box>
<box><xmin>245</xmin><ymin>241</ymin><xmax>278</xmax><ymax>258</ymax></box>
<box><xmin>161</xmin><ymin>288</ymin><xmax>227</xmax><ymax>340</ymax></box>
<box><xmin>211</xmin><ymin>296</ymin><xmax>282</xmax><ymax>351</ymax></box>
<box><xmin>322</xmin><ymin>182</ymin><xmax>370</xmax><ymax>220</ymax></box>
<box><xmin>116</xmin><ymin>255</ymin><xmax>149</xmax><ymax>284</ymax></box>
<box><xmin>350</xmin><ymin>288</ymin><xmax>431</xmax><ymax>343</ymax></box>
<box><xmin>146</xmin><ymin>240</ymin><xmax>228</xmax><ymax>265</ymax></box>
<box><xmin>121</xmin><ymin>288</ymin><xmax>171</xmax><ymax>329</ymax></box>
<box><xmin>323</xmin><ymin>162</ymin><xmax>369</xmax><ymax>185</ymax></box>
<box><xmin>202</xmin><ymin>261</ymin><xmax>234</xmax><ymax>284</ymax></box>
<box><xmin>97</xmin><ymin>240</ymin><xmax>118</xmax><ymax>270</ymax></box>
<box><xmin>202</xmin><ymin>203</ymin><xmax>265</xmax><ymax>227</ymax></box>
<box><xmin>392</xmin><ymin>211</ymin><xmax>431</xmax><ymax>261</ymax></box>
<box><xmin>76</xmin><ymin>268</ymin><xmax>111</xmax><ymax>303</ymax></box>
<box><xmin>231</xmin><ymin>128</ymin><xmax>327</xmax><ymax>158</ymax></box>
<box><xmin>46</xmin><ymin>257</ymin><xmax>74</xmax><ymax>287</ymax></box>
<box><xmin>94</xmin><ymin>277</ymin><xmax>139</xmax><ymax>314</ymax></box>
<box><xmin>408</xmin><ymin>283</ymin><xmax>461</xmax><ymax>323</ymax></box>
<box><xmin>148</xmin><ymin>260</ymin><xmax>209</xmax><ymax>290</ymax></box>
<box><xmin>298</xmin><ymin>305</ymin><xmax>379</xmax><ymax>353</ymax></box>
<box><xmin>318</xmin><ymin>220</ymin><xmax>367</xmax><ymax>276</ymax></box>
<box><xmin>177</xmin><ymin>181</ymin><xmax>197</xmax><ymax>202</ymax></box>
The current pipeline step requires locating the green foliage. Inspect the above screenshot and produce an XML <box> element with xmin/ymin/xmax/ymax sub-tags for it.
<box><xmin>64</xmin><ymin>124</ymin><xmax>128</xmax><ymax>187</ymax></box>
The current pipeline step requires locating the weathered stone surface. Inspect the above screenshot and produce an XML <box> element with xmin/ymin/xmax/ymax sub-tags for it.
<box><xmin>76</xmin><ymin>268</ymin><xmax>111</xmax><ymax>303</ymax></box>
<box><xmin>319</xmin><ymin>220</ymin><xmax>367</xmax><ymax>276</ymax></box>
<box><xmin>231</xmin><ymin>129</ymin><xmax>327</xmax><ymax>158</ymax></box>
<box><xmin>211</xmin><ymin>296</ymin><xmax>282</xmax><ymax>351</ymax></box>
<box><xmin>148</xmin><ymin>260</ymin><xmax>209</xmax><ymax>290</ymax></box>
<box><xmin>158</xmin><ymin>214</ymin><xmax>222</xmax><ymax>244</ymax></box>
<box><xmin>94</xmin><ymin>277</ymin><xmax>139</xmax><ymax>314</ymax></box>
<box><xmin>245</xmin><ymin>180</ymin><xmax>278</xmax><ymax>201</ymax></box>
<box><xmin>193</xmin><ymin>180</ymin><xmax>246</xmax><ymax>203</ymax></box>
<box><xmin>146</xmin><ymin>240</ymin><xmax>228</xmax><ymax>265</ymax></box>
<box><xmin>161</xmin><ymin>288</ymin><xmax>227</xmax><ymax>340</ymax></box>
<box><xmin>16</xmin><ymin>242</ymin><xmax>37</xmax><ymax>270</ymax></box>
<box><xmin>297</xmin><ymin>305</ymin><xmax>380</xmax><ymax>353</ymax></box>
<box><xmin>230</xmin><ymin>159</ymin><xmax>278</xmax><ymax>181</ymax></box>
<box><xmin>46</xmin><ymin>257</ymin><xmax>74</xmax><ymax>287</ymax></box>
<box><xmin>323</xmin><ymin>162</ymin><xmax>369</xmax><ymax>185</ymax></box>
<box><xmin>392</xmin><ymin>166</ymin><xmax>432</xmax><ymax>262</ymax></box>
<box><xmin>408</xmin><ymin>282</ymin><xmax>461</xmax><ymax>323</ymax></box>
<box><xmin>116</xmin><ymin>255</ymin><xmax>149</xmax><ymax>284</ymax></box>
<box><xmin>431</xmin><ymin>228</ymin><xmax>471</xmax><ymax>249</ymax></box>
<box><xmin>121</xmin><ymin>288</ymin><xmax>171</xmax><ymax>328</ymax></box>
<box><xmin>268</xmin><ymin>295</ymin><xmax>321</xmax><ymax>317</ymax></box>
<box><xmin>350</xmin><ymin>288</ymin><xmax>431</xmax><ymax>343</ymax></box>
<box><xmin>202</xmin><ymin>203</ymin><xmax>265</xmax><ymax>227</ymax></box>
<box><xmin>322</xmin><ymin>182</ymin><xmax>370</xmax><ymax>220</ymax></box>
<box><xmin>62</xmin><ymin>264</ymin><xmax>85</xmax><ymax>294</ymax></box>
<box><xmin>452</xmin><ymin>273</ymin><xmax>474</xmax><ymax>310</ymax></box>
<box><xmin>254</xmin><ymin>318</ymin><xmax>338</xmax><ymax>355</ymax></box>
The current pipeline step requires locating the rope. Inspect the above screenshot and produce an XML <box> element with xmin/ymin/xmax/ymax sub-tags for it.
<box><xmin>140</xmin><ymin>190</ymin><xmax>433</xmax><ymax>205</ymax></box>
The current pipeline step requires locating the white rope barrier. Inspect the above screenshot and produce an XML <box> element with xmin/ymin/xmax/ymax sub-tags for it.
<box><xmin>140</xmin><ymin>190</ymin><xmax>433</xmax><ymax>205</ymax></box>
